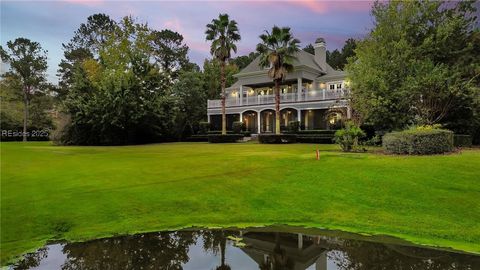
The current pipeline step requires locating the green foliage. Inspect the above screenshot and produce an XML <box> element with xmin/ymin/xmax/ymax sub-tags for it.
<box><xmin>303</xmin><ymin>38</ymin><xmax>356</xmax><ymax>70</ymax></box>
<box><xmin>232</xmin><ymin>121</ymin><xmax>243</xmax><ymax>133</ymax></box>
<box><xmin>383</xmin><ymin>128</ymin><xmax>454</xmax><ymax>155</ymax></box>
<box><xmin>347</xmin><ymin>1</ymin><xmax>479</xmax><ymax>133</ymax></box>
<box><xmin>61</xmin><ymin>16</ymin><xmax>179</xmax><ymax>145</ymax></box>
<box><xmin>231</xmin><ymin>52</ymin><xmax>259</xmax><ymax>70</ymax></box>
<box><xmin>287</xmin><ymin>121</ymin><xmax>300</xmax><ymax>133</ymax></box>
<box><xmin>258</xmin><ymin>134</ymin><xmax>297</xmax><ymax>144</ymax></box>
<box><xmin>454</xmin><ymin>134</ymin><xmax>473</xmax><ymax>147</ymax></box>
<box><xmin>207</xmin><ymin>134</ymin><xmax>243</xmax><ymax>143</ymax></box>
<box><xmin>202</xmin><ymin>59</ymin><xmax>238</xmax><ymax>99</ymax></box>
<box><xmin>334</xmin><ymin>121</ymin><xmax>366</xmax><ymax>152</ymax></box>
<box><xmin>173</xmin><ymin>71</ymin><xmax>207</xmax><ymax>138</ymax></box>
<box><xmin>1</xmin><ymin>38</ymin><xmax>49</xmax><ymax>141</ymax></box>
<box><xmin>198</xmin><ymin>122</ymin><xmax>211</xmax><ymax>135</ymax></box>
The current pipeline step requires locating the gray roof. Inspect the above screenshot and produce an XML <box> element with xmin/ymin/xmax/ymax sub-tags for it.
<box><xmin>236</xmin><ymin>50</ymin><xmax>323</xmax><ymax>76</ymax></box>
<box><xmin>317</xmin><ymin>64</ymin><xmax>346</xmax><ymax>81</ymax></box>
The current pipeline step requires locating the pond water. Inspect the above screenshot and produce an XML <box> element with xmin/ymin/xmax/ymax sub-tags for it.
<box><xmin>12</xmin><ymin>226</ymin><xmax>480</xmax><ymax>270</ymax></box>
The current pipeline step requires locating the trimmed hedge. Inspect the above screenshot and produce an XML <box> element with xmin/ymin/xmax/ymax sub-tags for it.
<box><xmin>295</xmin><ymin>130</ymin><xmax>336</xmax><ymax>135</ymax></box>
<box><xmin>207</xmin><ymin>134</ymin><xmax>244</xmax><ymax>143</ymax></box>
<box><xmin>297</xmin><ymin>134</ymin><xmax>334</xmax><ymax>144</ymax></box>
<box><xmin>198</xmin><ymin>122</ymin><xmax>211</xmax><ymax>134</ymax></box>
<box><xmin>184</xmin><ymin>135</ymin><xmax>209</xmax><ymax>142</ymax></box>
<box><xmin>232</xmin><ymin>121</ymin><xmax>244</xmax><ymax>134</ymax></box>
<box><xmin>454</xmin><ymin>134</ymin><xmax>472</xmax><ymax>147</ymax></box>
<box><xmin>258</xmin><ymin>134</ymin><xmax>297</xmax><ymax>144</ymax></box>
<box><xmin>288</xmin><ymin>121</ymin><xmax>300</xmax><ymax>133</ymax></box>
<box><xmin>383</xmin><ymin>129</ymin><xmax>454</xmax><ymax>155</ymax></box>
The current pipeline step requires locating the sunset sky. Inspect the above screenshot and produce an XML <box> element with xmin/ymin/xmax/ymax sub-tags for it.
<box><xmin>1</xmin><ymin>0</ymin><xmax>376</xmax><ymax>82</ymax></box>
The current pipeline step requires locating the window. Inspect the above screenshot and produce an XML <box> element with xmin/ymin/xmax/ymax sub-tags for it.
<box><xmin>329</xmin><ymin>84</ymin><xmax>335</xmax><ymax>90</ymax></box>
<box><xmin>337</xmin><ymin>83</ymin><xmax>342</xmax><ymax>89</ymax></box>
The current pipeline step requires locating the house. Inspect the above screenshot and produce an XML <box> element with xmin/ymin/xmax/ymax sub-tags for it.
<box><xmin>207</xmin><ymin>37</ymin><xmax>351</xmax><ymax>134</ymax></box>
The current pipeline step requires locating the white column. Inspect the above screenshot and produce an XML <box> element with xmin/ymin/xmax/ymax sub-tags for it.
<box><xmin>257</xmin><ymin>112</ymin><xmax>261</xmax><ymax>134</ymax></box>
<box><xmin>297</xmin><ymin>109</ymin><xmax>301</xmax><ymax>122</ymax></box>
<box><xmin>322</xmin><ymin>89</ymin><xmax>326</xmax><ymax>100</ymax></box>
<box><xmin>207</xmin><ymin>113</ymin><xmax>211</xmax><ymax>123</ymax></box>
<box><xmin>239</xmin><ymin>112</ymin><xmax>243</xmax><ymax>123</ymax></box>
<box><xmin>347</xmin><ymin>105</ymin><xmax>352</xmax><ymax>119</ymax></box>
<box><xmin>315</xmin><ymin>251</ymin><xmax>327</xmax><ymax>270</ymax></box>
<box><xmin>239</xmin><ymin>85</ymin><xmax>243</xmax><ymax>106</ymax></box>
<box><xmin>297</xmin><ymin>77</ymin><xmax>303</xmax><ymax>101</ymax></box>
<box><xmin>298</xmin><ymin>234</ymin><xmax>303</xmax><ymax>249</ymax></box>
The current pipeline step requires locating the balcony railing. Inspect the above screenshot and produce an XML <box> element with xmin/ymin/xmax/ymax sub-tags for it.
<box><xmin>207</xmin><ymin>89</ymin><xmax>348</xmax><ymax>109</ymax></box>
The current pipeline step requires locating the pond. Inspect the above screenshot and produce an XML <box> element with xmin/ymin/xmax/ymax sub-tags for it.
<box><xmin>11</xmin><ymin>226</ymin><xmax>480</xmax><ymax>270</ymax></box>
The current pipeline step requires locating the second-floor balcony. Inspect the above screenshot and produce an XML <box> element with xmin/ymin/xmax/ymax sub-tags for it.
<box><xmin>207</xmin><ymin>89</ymin><xmax>348</xmax><ymax>109</ymax></box>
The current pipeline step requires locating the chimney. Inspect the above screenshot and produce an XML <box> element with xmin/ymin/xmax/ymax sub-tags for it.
<box><xmin>314</xmin><ymin>37</ymin><xmax>327</xmax><ymax>72</ymax></box>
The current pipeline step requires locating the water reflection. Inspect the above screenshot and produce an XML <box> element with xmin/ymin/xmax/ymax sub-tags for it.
<box><xmin>12</xmin><ymin>227</ymin><xmax>480</xmax><ymax>270</ymax></box>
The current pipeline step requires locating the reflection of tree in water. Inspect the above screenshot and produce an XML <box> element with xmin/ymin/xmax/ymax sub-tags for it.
<box><xmin>60</xmin><ymin>231</ymin><xmax>197</xmax><ymax>270</ymax></box>
<box><xmin>330</xmin><ymin>239</ymin><xmax>480</xmax><ymax>270</ymax></box>
<box><xmin>201</xmin><ymin>230</ymin><xmax>231</xmax><ymax>270</ymax></box>
<box><xmin>258</xmin><ymin>233</ymin><xmax>294</xmax><ymax>270</ymax></box>
<box><xmin>14</xmin><ymin>247</ymin><xmax>48</xmax><ymax>270</ymax></box>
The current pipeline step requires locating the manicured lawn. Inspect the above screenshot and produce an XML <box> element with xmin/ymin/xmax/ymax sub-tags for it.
<box><xmin>1</xmin><ymin>142</ymin><xmax>479</xmax><ymax>264</ymax></box>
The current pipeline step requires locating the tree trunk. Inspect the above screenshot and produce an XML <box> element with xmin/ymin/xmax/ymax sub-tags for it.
<box><xmin>274</xmin><ymin>80</ymin><xmax>281</xmax><ymax>135</ymax></box>
<box><xmin>23</xmin><ymin>87</ymin><xmax>29</xmax><ymax>142</ymax></box>
<box><xmin>220</xmin><ymin>61</ymin><xmax>227</xmax><ymax>135</ymax></box>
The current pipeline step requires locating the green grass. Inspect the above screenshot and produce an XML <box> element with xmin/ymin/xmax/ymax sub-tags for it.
<box><xmin>1</xmin><ymin>142</ymin><xmax>480</xmax><ymax>264</ymax></box>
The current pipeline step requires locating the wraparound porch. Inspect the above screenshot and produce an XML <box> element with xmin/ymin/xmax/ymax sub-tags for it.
<box><xmin>208</xmin><ymin>107</ymin><xmax>348</xmax><ymax>134</ymax></box>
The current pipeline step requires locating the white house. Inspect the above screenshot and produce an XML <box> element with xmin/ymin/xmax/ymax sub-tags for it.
<box><xmin>207</xmin><ymin>37</ymin><xmax>350</xmax><ymax>133</ymax></box>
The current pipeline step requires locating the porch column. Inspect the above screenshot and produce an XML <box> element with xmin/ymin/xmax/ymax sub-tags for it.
<box><xmin>297</xmin><ymin>77</ymin><xmax>303</xmax><ymax>101</ymax></box>
<box><xmin>298</xmin><ymin>233</ymin><xmax>303</xmax><ymax>249</ymax></box>
<box><xmin>207</xmin><ymin>113</ymin><xmax>211</xmax><ymax>123</ymax></box>
<box><xmin>257</xmin><ymin>112</ymin><xmax>261</xmax><ymax>134</ymax></box>
<box><xmin>239</xmin><ymin>112</ymin><xmax>243</xmax><ymax>123</ymax></box>
<box><xmin>347</xmin><ymin>105</ymin><xmax>352</xmax><ymax>119</ymax></box>
<box><xmin>239</xmin><ymin>85</ymin><xmax>243</xmax><ymax>106</ymax></box>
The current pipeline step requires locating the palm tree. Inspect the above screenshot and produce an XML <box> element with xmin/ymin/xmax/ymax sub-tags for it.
<box><xmin>256</xmin><ymin>26</ymin><xmax>300</xmax><ymax>135</ymax></box>
<box><xmin>205</xmin><ymin>14</ymin><xmax>241</xmax><ymax>135</ymax></box>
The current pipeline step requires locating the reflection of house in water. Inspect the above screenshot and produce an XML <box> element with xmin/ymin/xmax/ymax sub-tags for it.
<box><xmin>239</xmin><ymin>231</ymin><xmax>328</xmax><ymax>270</ymax></box>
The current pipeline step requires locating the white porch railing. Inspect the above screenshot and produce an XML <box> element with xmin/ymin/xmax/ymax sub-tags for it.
<box><xmin>207</xmin><ymin>89</ymin><xmax>348</xmax><ymax>108</ymax></box>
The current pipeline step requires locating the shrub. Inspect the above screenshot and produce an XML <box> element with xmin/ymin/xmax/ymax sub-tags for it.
<box><xmin>287</xmin><ymin>121</ymin><xmax>300</xmax><ymax>133</ymax></box>
<box><xmin>334</xmin><ymin>122</ymin><xmax>365</xmax><ymax>152</ymax></box>
<box><xmin>258</xmin><ymin>134</ymin><xmax>297</xmax><ymax>144</ymax></box>
<box><xmin>198</xmin><ymin>122</ymin><xmax>211</xmax><ymax>134</ymax></box>
<box><xmin>207</xmin><ymin>134</ymin><xmax>243</xmax><ymax>143</ymax></box>
<box><xmin>184</xmin><ymin>135</ymin><xmax>209</xmax><ymax>142</ymax></box>
<box><xmin>232</xmin><ymin>121</ymin><xmax>244</xmax><ymax>134</ymax></box>
<box><xmin>295</xmin><ymin>130</ymin><xmax>336</xmax><ymax>135</ymax></box>
<box><xmin>383</xmin><ymin>128</ymin><xmax>454</xmax><ymax>155</ymax></box>
<box><xmin>453</xmin><ymin>134</ymin><xmax>472</xmax><ymax>147</ymax></box>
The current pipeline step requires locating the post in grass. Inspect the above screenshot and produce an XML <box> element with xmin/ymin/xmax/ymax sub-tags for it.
<box><xmin>315</xmin><ymin>147</ymin><xmax>320</xmax><ymax>160</ymax></box>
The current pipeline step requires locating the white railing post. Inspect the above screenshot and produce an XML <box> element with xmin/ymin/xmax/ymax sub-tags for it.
<box><xmin>323</xmin><ymin>89</ymin><xmax>326</xmax><ymax>100</ymax></box>
<box><xmin>297</xmin><ymin>77</ymin><xmax>302</xmax><ymax>101</ymax></box>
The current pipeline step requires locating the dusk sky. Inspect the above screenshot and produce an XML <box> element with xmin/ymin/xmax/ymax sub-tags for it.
<box><xmin>1</xmin><ymin>0</ymin><xmax>376</xmax><ymax>83</ymax></box>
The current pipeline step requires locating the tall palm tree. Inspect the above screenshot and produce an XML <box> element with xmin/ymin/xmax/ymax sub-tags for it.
<box><xmin>205</xmin><ymin>14</ymin><xmax>241</xmax><ymax>135</ymax></box>
<box><xmin>256</xmin><ymin>26</ymin><xmax>299</xmax><ymax>135</ymax></box>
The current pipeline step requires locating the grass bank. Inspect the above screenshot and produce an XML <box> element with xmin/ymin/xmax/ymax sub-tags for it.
<box><xmin>1</xmin><ymin>142</ymin><xmax>479</xmax><ymax>264</ymax></box>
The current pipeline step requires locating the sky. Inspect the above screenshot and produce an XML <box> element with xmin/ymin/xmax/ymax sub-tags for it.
<box><xmin>1</xmin><ymin>0</ymin><xmax>376</xmax><ymax>83</ymax></box>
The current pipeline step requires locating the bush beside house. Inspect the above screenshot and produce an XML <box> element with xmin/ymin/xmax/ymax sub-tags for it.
<box><xmin>383</xmin><ymin>127</ymin><xmax>454</xmax><ymax>155</ymax></box>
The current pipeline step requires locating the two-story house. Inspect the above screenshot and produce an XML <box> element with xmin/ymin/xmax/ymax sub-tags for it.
<box><xmin>207</xmin><ymin>37</ymin><xmax>351</xmax><ymax>134</ymax></box>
